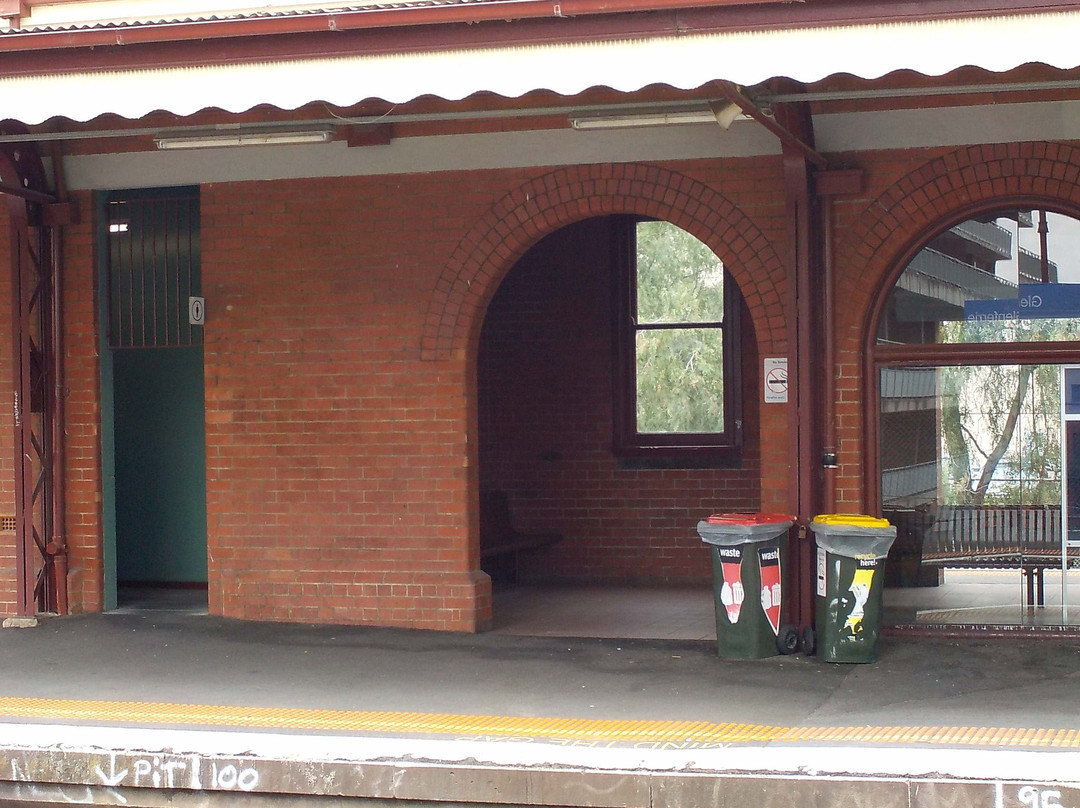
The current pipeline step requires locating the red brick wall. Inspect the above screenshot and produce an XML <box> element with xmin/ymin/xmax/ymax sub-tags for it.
<box><xmin>832</xmin><ymin>142</ymin><xmax>1080</xmax><ymax>508</ymax></box>
<box><xmin>5</xmin><ymin>141</ymin><xmax>1073</xmax><ymax>628</ymax></box>
<box><xmin>199</xmin><ymin>145</ymin><xmax>1080</xmax><ymax>628</ymax></box>
<box><xmin>201</xmin><ymin>175</ymin><xmax>495</xmax><ymax>629</ymax></box>
<box><xmin>200</xmin><ymin>160</ymin><xmax>790</xmax><ymax>629</ymax></box>
<box><xmin>477</xmin><ymin>217</ymin><xmax>761</xmax><ymax>584</ymax></box>
<box><xmin>63</xmin><ymin>191</ymin><xmax>104</xmax><ymax>613</ymax></box>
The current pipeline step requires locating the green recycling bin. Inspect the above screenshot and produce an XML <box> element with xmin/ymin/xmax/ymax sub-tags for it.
<box><xmin>697</xmin><ymin>513</ymin><xmax>795</xmax><ymax>659</ymax></box>
<box><xmin>810</xmin><ymin>514</ymin><xmax>897</xmax><ymax>664</ymax></box>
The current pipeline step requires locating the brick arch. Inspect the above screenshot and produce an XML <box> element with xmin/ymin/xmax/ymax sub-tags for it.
<box><xmin>839</xmin><ymin>141</ymin><xmax>1080</xmax><ymax>351</ymax></box>
<box><xmin>830</xmin><ymin>141</ymin><xmax>1080</xmax><ymax>507</ymax></box>
<box><xmin>421</xmin><ymin>163</ymin><xmax>788</xmax><ymax>360</ymax></box>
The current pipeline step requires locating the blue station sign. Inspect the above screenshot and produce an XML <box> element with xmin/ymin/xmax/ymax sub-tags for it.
<box><xmin>964</xmin><ymin>283</ymin><xmax>1080</xmax><ymax>322</ymax></box>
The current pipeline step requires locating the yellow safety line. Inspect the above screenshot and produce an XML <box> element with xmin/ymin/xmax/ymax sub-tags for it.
<box><xmin>0</xmin><ymin>696</ymin><xmax>1076</xmax><ymax>748</ymax></box>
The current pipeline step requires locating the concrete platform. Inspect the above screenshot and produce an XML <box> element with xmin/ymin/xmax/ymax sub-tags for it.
<box><xmin>0</xmin><ymin>610</ymin><xmax>1079</xmax><ymax>807</ymax></box>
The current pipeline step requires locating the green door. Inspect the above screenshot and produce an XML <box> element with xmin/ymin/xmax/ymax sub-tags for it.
<box><xmin>100</xmin><ymin>189</ymin><xmax>206</xmax><ymax>604</ymax></box>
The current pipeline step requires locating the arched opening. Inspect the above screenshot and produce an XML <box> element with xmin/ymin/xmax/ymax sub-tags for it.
<box><xmin>476</xmin><ymin>215</ymin><xmax>760</xmax><ymax>638</ymax></box>
<box><xmin>871</xmin><ymin>206</ymin><xmax>1080</xmax><ymax>630</ymax></box>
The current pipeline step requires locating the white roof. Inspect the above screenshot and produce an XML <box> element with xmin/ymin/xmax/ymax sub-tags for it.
<box><xmin>2</xmin><ymin>10</ymin><xmax>1080</xmax><ymax>124</ymax></box>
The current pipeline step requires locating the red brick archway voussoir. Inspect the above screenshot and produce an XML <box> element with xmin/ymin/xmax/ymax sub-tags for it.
<box><xmin>839</xmin><ymin>141</ymin><xmax>1080</xmax><ymax>350</ymax></box>
<box><xmin>827</xmin><ymin>141</ymin><xmax>1080</xmax><ymax>507</ymax></box>
<box><xmin>422</xmin><ymin>163</ymin><xmax>788</xmax><ymax>360</ymax></box>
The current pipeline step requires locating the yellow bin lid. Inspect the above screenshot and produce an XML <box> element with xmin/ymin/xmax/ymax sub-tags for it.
<box><xmin>812</xmin><ymin>513</ymin><xmax>892</xmax><ymax>529</ymax></box>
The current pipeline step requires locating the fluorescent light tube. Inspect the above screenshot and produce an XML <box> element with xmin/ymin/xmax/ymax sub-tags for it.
<box><xmin>570</xmin><ymin>110</ymin><xmax>719</xmax><ymax>130</ymax></box>
<box><xmin>154</xmin><ymin>130</ymin><xmax>334</xmax><ymax>150</ymax></box>
<box><xmin>570</xmin><ymin>106</ymin><xmax>749</xmax><ymax>131</ymax></box>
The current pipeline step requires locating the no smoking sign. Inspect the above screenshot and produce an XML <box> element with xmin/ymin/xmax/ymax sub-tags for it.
<box><xmin>763</xmin><ymin>358</ymin><xmax>788</xmax><ymax>404</ymax></box>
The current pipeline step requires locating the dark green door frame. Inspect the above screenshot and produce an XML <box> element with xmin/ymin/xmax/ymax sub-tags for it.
<box><xmin>97</xmin><ymin>187</ymin><xmax>206</xmax><ymax>606</ymax></box>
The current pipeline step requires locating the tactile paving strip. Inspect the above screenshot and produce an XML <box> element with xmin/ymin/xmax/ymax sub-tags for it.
<box><xmin>0</xmin><ymin>696</ymin><xmax>1077</xmax><ymax>748</ymax></box>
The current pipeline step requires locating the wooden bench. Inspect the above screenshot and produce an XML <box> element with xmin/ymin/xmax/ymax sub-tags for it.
<box><xmin>917</xmin><ymin>505</ymin><xmax>1062</xmax><ymax>606</ymax></box>
<box><xmin>480</xmin><ymin>491</ymin><xmax>562</xmax><ymax>585</ymax></box>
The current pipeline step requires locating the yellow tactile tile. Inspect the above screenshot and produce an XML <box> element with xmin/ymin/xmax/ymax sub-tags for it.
<box><xmin>0</xmin><ymin>696</ymin><xmax>1076</xmax><ymax>748</ymax></box>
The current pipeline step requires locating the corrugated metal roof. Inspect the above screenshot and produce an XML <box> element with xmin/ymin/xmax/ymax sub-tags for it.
<box><xmin>1</xmin><ymin>0</ymin><xmax>484</xmax><ymax>33</ymax></box>
<box><xmin>1</xmin><ymin>10</ymin><xmax>1079</xmax><ymax>124</ymax></box>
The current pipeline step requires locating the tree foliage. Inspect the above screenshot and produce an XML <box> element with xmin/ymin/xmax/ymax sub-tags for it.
<box><xmin>634</xmin><ymin>222</ymin><xmax>727</xmax><ymax>434</ymax></box>
<box><xmin>939</xmin><ymin>319</ymin><xmax>1073</xmax><ymax>505</ymax></box>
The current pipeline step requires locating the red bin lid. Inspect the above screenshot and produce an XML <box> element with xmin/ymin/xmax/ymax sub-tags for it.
<box><xmin>705</xmin><ymin>512</ymin><xmax>795</xmax><ymax>526</ymax></box>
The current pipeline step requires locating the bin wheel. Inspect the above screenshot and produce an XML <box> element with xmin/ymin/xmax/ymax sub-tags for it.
<box><xmin>776</xmin><ymin>624</ymin><xmax>800</xmax><ymax>655</ymax></box>
<box><xmin>800</xmin><ymin>626</ymin><xmax>817</xmax><ymax>657</ymax></box>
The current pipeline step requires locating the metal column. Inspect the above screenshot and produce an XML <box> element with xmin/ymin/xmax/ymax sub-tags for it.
<box><xmin>1</xmin><ymin>134</ymin><xmax>66</xmax><ymax>617</ymax></box>
<box><xmin>775</xmin><ymin>98</ymin><xmax>825</xmax><ymax>631</ymax></box>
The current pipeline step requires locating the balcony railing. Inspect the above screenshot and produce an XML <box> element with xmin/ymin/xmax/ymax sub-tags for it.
<box><xmin>1017</xmin><ymin>247</ymin><xmax>1060</xmax><ymax>284</ymax></box>
<box><xmin>902</xmin><ymin>248</ymin><xmax>1017</xmax><ymax>299</ymax></box>
<box><xmin>948</xmin><ymin>220</ymin><xmax>1013</xmax><ymax>261</ymax></box>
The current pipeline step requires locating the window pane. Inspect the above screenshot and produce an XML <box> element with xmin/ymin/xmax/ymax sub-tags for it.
<box><xmin>636</xmin><ymin>328</ymin><xmax>724</xmax><ymax>433</ymax></box>
<box><xmin>636</xmin><ymin>221</ymin><xmax>725</xmax><ymax>324</ymax></box>
<box><xmin>877</xmin><ymin>211</ymin><xmax>1080</xmax><ymax>345</ymax></box>
<box><xmin>881</xmin><ymin>363</ymin><xmax>1062</xmax><ymax>508</ymax></box>
<box><xmin>878</xmin><ymin>363</ymin><xmax>1080</xmax><ymax>629</ymax></box>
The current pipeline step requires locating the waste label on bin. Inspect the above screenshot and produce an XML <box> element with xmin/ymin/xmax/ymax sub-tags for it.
<box><xmin>716</xmin><ymin>545</ymin><xmax>745</xmax><ymax>624</ymax></box>
<box><xmin>758</xmin><ymin>546</ymin><xmax>782</xmax><ymax>635</ymax></box>
<box><xmin>843</xmin><ymin>556</ymin><xmax>879</xmax><ymax>637</ymax></box>
<box><xmin>816</xmin><ymin>547</ymin><xmax>827</xmax><ymax>597</ymax></box>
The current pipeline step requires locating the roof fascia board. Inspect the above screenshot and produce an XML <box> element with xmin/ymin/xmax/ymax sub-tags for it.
<box><xmin>1</xmin><ymin>0</ymin><xmax>1079</xmax><ymax>57</ymax></box>
<box><xmin>57</xmin><ymin>98</ymin><xmax>1080</xmax><ymax>192</ymax></box>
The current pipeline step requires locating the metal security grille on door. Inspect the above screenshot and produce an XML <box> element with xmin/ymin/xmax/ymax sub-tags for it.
<box><xmin>106</xmin><ymin>193</ymin><xmax>200</xmax><ymax>348</ymax></box>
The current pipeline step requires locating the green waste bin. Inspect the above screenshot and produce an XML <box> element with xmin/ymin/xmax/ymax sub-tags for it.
<box><xmin>810</xmin><ymin>514</ymin><xmax>897</xmax><ymax>664</ymax></box>
<box><xmin>697</xmin><ymin>513</ymin><xmax>795</xmax><ymax>659</ymax></box>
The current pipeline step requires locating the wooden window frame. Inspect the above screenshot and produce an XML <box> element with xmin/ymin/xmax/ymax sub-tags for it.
<box><xmin>612</xmin><ymin>216</ymin><xmax>743</xmax><ymax>460</ymax></box>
